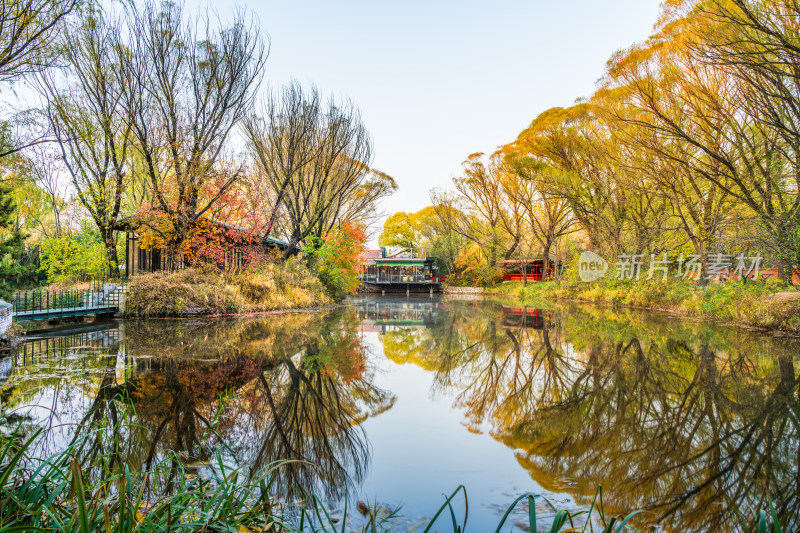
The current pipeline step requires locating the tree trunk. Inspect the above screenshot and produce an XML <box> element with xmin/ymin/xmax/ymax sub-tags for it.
<box><xmin>50</xmin><ymin>192</ymin><xmax>62</xmax><ymax>237</ymax></box>
<box><xmin>505</xmin><ymin>233</ymin><xmax>520</xmax><ymax>260</ymax></box>
<box><xmin>697</xmin><ymin>247</ymin><xmax>709</xmax><ymax>287</ymax></box>
<box><xmin>542</xmin><ymin>242</ymin><xmax>551</xmax><ymax>281</ymax></box>
<box><xmin>101</xmin><ymin>228</ymin><xmax>119</xmax><ymax>278</ymax></box>
<box><xmin>281</xmin><ymin>230</ymin><xmax>301</xmax><ymax>262</ymax></box>
<box><xmin>774</xmin><ymin>224</ymin><xmax>796</xmax><ymax>285</ymax></box>
<box><xmin>165</xmin><ymin>239</ymin><xmax>181</xmax><ymax>273</ymax></box>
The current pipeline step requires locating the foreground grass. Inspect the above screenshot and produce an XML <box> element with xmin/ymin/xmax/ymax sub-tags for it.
<box><xmin>124</xmin><ymin>258</ymin><xmax>332</xmax><ymax>317</ymax></box>
<box><xmin>1</xmin><ymin>423</ymin><xmax>639</xmax><ymax>533</ymax></box>
<box><xmin>0</xmin><ymin>422</ymin><xmax>787</xmax><ymax>532</ymax></box>
<box><xmin>486</xmin><ymin>277</ymin><xmax>800</xmax><ymax>334</ymax></box>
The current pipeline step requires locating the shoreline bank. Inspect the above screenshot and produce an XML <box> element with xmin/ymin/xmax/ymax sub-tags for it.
<box><xmin>483</xmin><ymin>280</ymin><xmax>800</xmax><ymax>336</ymax></box>
<box><xmin>124</xmin><ymin>303</ymin><xmax>340</xmax><ymax>320</ymax></box>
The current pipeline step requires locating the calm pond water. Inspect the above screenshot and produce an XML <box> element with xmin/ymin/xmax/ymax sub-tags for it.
<box><xmin>1</xmin><ymin>295</ymin><xmax>799</xmax><ymax>531</ymax></box>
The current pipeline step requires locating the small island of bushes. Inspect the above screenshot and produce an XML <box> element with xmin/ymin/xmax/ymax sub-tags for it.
<box><xmin>123</xmin><ymin>258</ymin><xmax>333</xmax><ymax>318</ymax></box>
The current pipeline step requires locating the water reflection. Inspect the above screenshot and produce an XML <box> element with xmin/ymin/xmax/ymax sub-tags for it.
<box><xmin>1</xmin><ymin>309</ymin><xmax>393</xmax><ymax>501</ymax></box>
<box><xmin>1</xmin><ymin>298</ymin><xmax>798</xmax><ymax>530</ymax></box>
<box><xmin>250</xmin><ymin>317</ymin><xmax>394</xmax><ymax>499</ymax></box>
<box><xmin>357</xmin><ymin>299</ymin><xmax>445</xmax><ymax>331</ymax></box>
<box><xmin>379</xmin><ymin>301</ymin><xmax>800</xmax><ymax>530</ymax></box>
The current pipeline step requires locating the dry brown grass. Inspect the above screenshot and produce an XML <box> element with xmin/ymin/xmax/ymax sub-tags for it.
<box><xmin>123</xmin><ymin>258</ymin><xmax>331</xmax><ymax>317</ymax></box>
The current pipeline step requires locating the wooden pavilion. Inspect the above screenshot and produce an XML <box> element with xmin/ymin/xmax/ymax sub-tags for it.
<box><xmin>359</xmin><ymin>250</ymin><xmax>443</xmax><ymax>290</ymax></box>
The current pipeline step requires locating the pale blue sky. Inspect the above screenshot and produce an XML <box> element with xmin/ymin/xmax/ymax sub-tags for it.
<box><xmin>198</xmin><ymin>0</ymin><xmax>663</xmax><ymax>218</ymax></box>
<box><xmin>18</xmin><ymin>1</ymin><xmax>663</xmax><ymax>228</ymax></box>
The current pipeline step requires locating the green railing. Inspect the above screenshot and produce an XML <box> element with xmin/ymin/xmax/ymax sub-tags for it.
<box><xmin>13</xmin><ymin>290</ymin><xmax>85</xmax><ymax>313</ymax></box>
<box><xmin>11</xmin><ymin>280</ymin><xmax>123</xmax><ymax>319</ymax></box>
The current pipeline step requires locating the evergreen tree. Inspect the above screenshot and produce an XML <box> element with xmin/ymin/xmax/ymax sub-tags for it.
<box><xmin>0</xmin><ymin>181</ymin><xmax>29</xmax><ymax>299</ymax></box>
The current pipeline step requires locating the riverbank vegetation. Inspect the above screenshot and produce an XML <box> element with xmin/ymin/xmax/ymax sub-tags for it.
<box><xmin>488</xmin><ymin>274</ymin><xmax>800</xmax><ymax>334</ymax></box>
<box><xmin>122</xmin><ymin>220</ymin><xmax>370</xmax><ymax>317</ymax></box>
<box><xmin>379</xmin><ymin>0</ymin><xmax>800</xmax><ymax>298</ymax></box>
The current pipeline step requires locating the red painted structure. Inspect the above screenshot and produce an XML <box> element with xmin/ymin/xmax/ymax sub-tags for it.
<box><xmin>501</xmin><ymin>307</ymin><xmax>545</xmax><ymax>329</ymax></box>
<box><xmin>496</xmin><ymin>259</ymin><xmax>559</xmax><ymax>282</ymax></box>
<box><xmin>754</xmin><ymin>268</ymin><xmax>800</xmax><ymax>286</ymax></box>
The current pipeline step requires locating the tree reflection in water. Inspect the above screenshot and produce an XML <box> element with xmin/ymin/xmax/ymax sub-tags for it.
<box><xmin>251</xmin><ymin>317</ymin><xmax>395</xmax><ymax>499</ymax></box>
<box><xmin>3</xmin><ymin>299</ymin><xmax>799</xmax><ymax>530</ymax></box>
<box><xmin>379</xmin><ymin>301</ymin><xmax>800</xmax><ymax>531</ymax></box>
<box><xmin>1</xmin><ymin>308</ymin><xmax>393</xmax><ymax>502</ymax></box>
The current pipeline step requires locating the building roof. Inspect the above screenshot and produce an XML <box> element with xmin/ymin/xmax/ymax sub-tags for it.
<box><xmin>360</xmin><ymin>249</ymin><xmax>382</xmax><ymax>260</ymax></box>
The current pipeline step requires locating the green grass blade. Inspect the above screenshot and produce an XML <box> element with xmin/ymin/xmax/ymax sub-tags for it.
<box><xmin>528</xmin><ymin>495</ymin><xmax>537</xmax><ymax>533</ymax></box>
<box><xmin>550</xmin><ymin>509</ymin><xmax>571</xmax><ymax>532</ymax></box>
<box><xmin>447</xmin><ymin>498</ymin><xmax>460</xmax><ymax>532</ymax></box>
<box><xmin>769</xmin><ymin>501</ymin><xmax>782</xmax><ymax>533</ymax></box>
<box><xmin>0</xmin><ymin>429</ymin><xmax>41</xmax><ymax>490</ymax></box>
<box><xmin>582</xmin><ymin>485</ymin><xmax>602</xmax><ymax>532</ymax></box>
<box><xmin>492</xmin><ymin>492</ymin><xmax>538</xmax><ymax>533</ymax></box>
<box><xmin>70</xmin><ymin>456</ymin><xmax>90</xmax><ymax>533</ymax></box>
<box><xmin>758</xmin><ymin>509</ymin><xmax>768</xmax><ymax>533</ymax></box>
<box><xmin>612</xmin><ymin>511</ymin><xmax>643</xmax><ymax>533</ymax></box>
<box><xmin>423</xmin><ymin>485</ymin><xmax>468</xmax><ymax>533</ymax></box>
<box><xmin>340</xmin><ymin>498</ymin><xmax>348</xmax><ymax>533</ymax></box>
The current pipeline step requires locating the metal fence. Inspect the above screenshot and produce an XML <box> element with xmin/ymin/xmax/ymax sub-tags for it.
<box><xmin>12</xmin><ymin>279</ymin><xmax>124</xmax><ymax>317</ymax></box>
<box><xmin>359</xmin><ymin>274</ymin><xmax>439</xmax><ymax>284</ymax></box>
<box><xmin>380</xmin><ymin>274</ymin><xmax>429</xmax><ymax>283</ymax></box>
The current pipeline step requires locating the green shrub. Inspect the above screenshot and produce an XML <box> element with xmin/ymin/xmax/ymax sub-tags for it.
<box><xmin>39</xmin><ymin>227</ymin><xmax>111</xmax><ymax>284</ymax></box>
<box><xmin>0</xmin><ymin>182</ymin><xmax>40</xmax><ymax>298</ymax></box>
<box><xmin>303</xmin><ymin>222</ymin><xmax>366</xmax><ymax>299</ymax></box>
